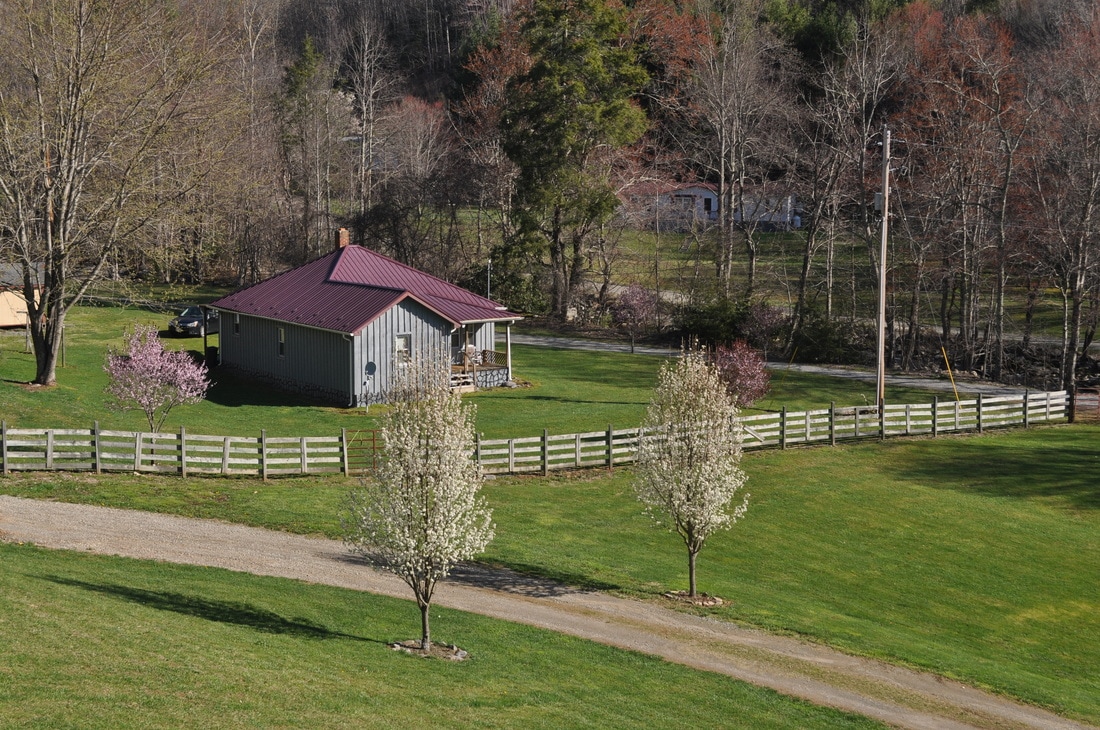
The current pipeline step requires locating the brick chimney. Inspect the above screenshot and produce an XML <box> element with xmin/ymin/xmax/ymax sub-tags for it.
<box><xmin>336</xmin><ymin>227</ymin><xmax>350</xmax><ymax>249</ymax></box>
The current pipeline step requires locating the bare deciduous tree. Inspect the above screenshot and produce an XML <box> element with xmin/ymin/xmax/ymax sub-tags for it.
<box><xmin>687</xmin><ymin>0</ymin><xmax>796</xmax><ymax>296</ymax></box>
<box><xmin>0</xmin><ymin>0</ymin><xmax>234</xmax><ymax>386</ymax></box>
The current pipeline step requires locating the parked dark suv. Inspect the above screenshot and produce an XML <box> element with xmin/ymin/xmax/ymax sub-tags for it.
<box><xmin>168</xmin><ymin>306</ymin><xmax>219</xmax><ymax>337</ymax></box>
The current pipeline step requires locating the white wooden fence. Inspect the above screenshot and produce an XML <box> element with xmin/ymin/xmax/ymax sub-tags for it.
<box><xmin>0</xmin><ymin>391</ymin><xmax>1069</xmax><ymax>479</ymax></box>
<box><xmin>0</xmin><ymin>425</ymin><xmax>379</xmax><ymax>479</ymax></box>
<box><xmin>473</xmin><ymin>391</ymin><xmax>1069</xmax><ymax>475</ymax></box>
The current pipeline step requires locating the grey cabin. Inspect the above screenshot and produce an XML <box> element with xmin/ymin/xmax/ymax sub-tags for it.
<box><xmin>209</xmin><ymin>237</ymin><xmax>521</xmax><ymax>406</ymax></box>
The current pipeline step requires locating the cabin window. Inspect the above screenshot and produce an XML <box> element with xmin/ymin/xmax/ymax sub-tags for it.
<box><xmin>277</xmin><ymin>327</ymin><xmax>286</xmax><ymax>357</ymax></box>
<box><xmin>395</xmin><ymin>333</ymin><xmax>411</xmax><ymax>364</ymax></box>
<box><xmin>233</xmin><ymin>313</ymin><xmax>240</xmax><ymax>335</ymax></box>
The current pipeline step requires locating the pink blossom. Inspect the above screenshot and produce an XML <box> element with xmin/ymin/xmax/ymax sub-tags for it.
<box><xmin>712</xmin><ymin>340</ymin><xmax>771</xmax><ymax>408</ymax></box>
<box><xmin>104</xmin><ymin>324</ymin><xmax>211</xmax><ymax>431</ymax></box>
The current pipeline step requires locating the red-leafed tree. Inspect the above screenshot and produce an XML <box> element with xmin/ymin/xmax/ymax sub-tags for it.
<box><xmin>104</xmin><ymin>325</ymin><xmax>211</xmax><ymax>432</ymax></box>
<box><xmin>1027</xmin><ymin>10</ymin><xmax>1100</xmax><ymax>391</ymax></box>
<box><xmin>712</xmin><ymin>340</ymin><xmax>770</xmax><ymax>408</ymax></box>
<box><xmin>894</xmin><ymin>4</ymin><xmax>1033</xmax><ymax>377</ymax></box>
<box><xmin>612</xmin><ymin>283</ymin><xmax>659</xmax><ymax>352</ymax></box>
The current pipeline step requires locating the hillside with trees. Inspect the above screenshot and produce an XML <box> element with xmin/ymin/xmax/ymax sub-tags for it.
<box><xmin>2</xmin><ymin>0</ymin><xmax>1098</xmax><ymax>390</ymax></box>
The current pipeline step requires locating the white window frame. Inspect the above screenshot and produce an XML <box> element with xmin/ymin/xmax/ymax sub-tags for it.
<box><xmin>394</xmin><ymin>333</ymin><xmax>411</xmax><ymax>364</ymax></box>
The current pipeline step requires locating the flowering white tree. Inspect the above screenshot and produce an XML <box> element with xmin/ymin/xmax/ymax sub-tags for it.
<box><xmin>344</xmin><ymin>357</ymin><xmax>493</xmax><ymax>651</ymax></box>
<box><xmin>104</xmin><ymin>324</ymin><xmax>210</xmax><ymax>431</ymax></box>
<box><xmin>635</xmin><ymin>348</ymin><xmax>748</xmax><ymax>598</ymax></box>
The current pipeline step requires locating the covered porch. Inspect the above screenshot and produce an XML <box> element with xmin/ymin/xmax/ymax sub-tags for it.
<box><xmin>448</xmin><ymin>320</ymin><xmax>517</xmax><ymax>393</ymax></box>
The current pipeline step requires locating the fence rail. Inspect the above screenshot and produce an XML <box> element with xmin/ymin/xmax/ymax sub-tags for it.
<box><xmin>0</xmin><ymin>391</ymin><xmax>1070</xmax><ymax>479</ymax></box>
<box><xmin>474</xmin><ymin>391</ymin><xmax>1069</xmax><ymax>475</ymax></box>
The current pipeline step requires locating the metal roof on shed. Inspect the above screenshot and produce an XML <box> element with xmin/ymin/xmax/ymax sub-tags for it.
<box><xmin>209</xmin><ymin>246</ymin><xmax>519</xmax><ymax>334</ymax></box>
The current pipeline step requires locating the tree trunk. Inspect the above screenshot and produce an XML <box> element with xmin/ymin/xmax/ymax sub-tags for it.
<box><xmin>687</xmin><ymin>548</ymin><xmax>697</xmax><ymax>598</ymax></box>
<box><xmin>420</xmin><ymin>600</ymin><xmax>432</xmax><ymax>650</ymax></box>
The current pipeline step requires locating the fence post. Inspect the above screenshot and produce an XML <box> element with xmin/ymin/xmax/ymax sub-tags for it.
<box><xmin>607</xmin><ymin>424</ymin><xmax>614</xmax><ymax>470</ymax></box>
<box><xmin>341</xmin><ymin>428</ymin><xmax>349</xmax><ymax>477</ymax></box>
<box><xmin>854</xmin><ymin>407</ymin><xmax>860</xmax><ymax>438</ymax></box>
<box><xmin>1</xmin><ymin>420</ymin><xmax>7</xmax><ymax>475</ymax></box>
<box><xmin>180</xmin><ymin>426</ymin><xmax>187</xmax><ymax>477</ymax></box>
<box><xmin>879</xmin><ymin>402</ymin><xmax>886</xmax><ymax>442</ymax></box>
<box><xmin>94</xmin><ymin>421</ymin><xmax>102</xmax><ymax>474</ymax></box>
<box><xmin>261</xmin><ymin>430</ymin><xmax>268</xmax><ymax>481</ymax></box>
<box><xmin>475</xmin><ymin>432</ymin><xmax>482</xmax><ymax>468</ymax></box>
<box><xmin>905</xmin><ymin>405</ymin><xmax>911</xmax><ymax>436</ymax></box>
<box><xmin>575</xmin><ymin>433</ymin><xmax>582</xmax><ymax>467</ymax></box>
<box><xmin>300</xmin><ymin>436</ymin><xmax>309</xmax><ymax>474</ymax></box>
<box><xmin>829</xmin><ymin>403</ymin><xmax>836</xmax><ymax>446</ymax></box>
<box><xmin>780</xmin><ymin>407</ymin><xmax>787</xmax><ymax>450</ymax></box>
<box><xmin>134</xmin><ymin>432</ymin><xmax>143</xmax><ymax>472</ymax></box>
<box><xmin>46</xmin><ymin>430</ymin><xmax>54</xmax><ymax>470</ymax></box>
<box><xmin>222</xmin><ymin>436</ymin><xmax>231</xmax><ymax>474</ymax></box>
<box><xmin>932</xmin><ymin>396</ymin><xmax>939</xmax><ymax>437</ymax></box>
<box><xmin>1023</xmin><ymin>391</ymin><xmax>1029</xmax><ymax>428</ymax></box>
<box><xmin>542</xmin><ymin>429</ymin><xmax>549</xmax><ymax>476</ymax></box>
<box><xmin>977</xmin><ymin>393</ymin><xmax>984</xmax><ymax>434</ymax></box>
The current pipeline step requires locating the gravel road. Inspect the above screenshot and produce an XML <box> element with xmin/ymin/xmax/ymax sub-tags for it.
<box><xmin>1</xmin><ymin>495</ymin><xmax>1090</xmax><ymax>730</ymax></box>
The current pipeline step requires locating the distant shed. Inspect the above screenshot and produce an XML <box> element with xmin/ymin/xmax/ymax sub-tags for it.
<box><xmin>0</xmin><ymin>264</ymin><xmax>37</xmax><ymax>328</ymax></box>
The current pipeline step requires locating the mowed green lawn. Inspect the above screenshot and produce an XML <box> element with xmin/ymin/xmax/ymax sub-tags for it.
<box><xmin>1</xmin><ymin>305</ymin><xmax>965</xmax><ymax>439</ymax></box>
<box><xmin>2</xmin><ymin>426</ymin><xmax>1097</xmax><ymax>723</ymax></box>
<box><xmin>0</xmin><ymin>544</ymin><xmax>880</xmax><ymax>730</ymax></box>
<box><xmin>2</xmin><ymin>304</ymin><xmax>1095</xmax><ymax>723</ymax></box>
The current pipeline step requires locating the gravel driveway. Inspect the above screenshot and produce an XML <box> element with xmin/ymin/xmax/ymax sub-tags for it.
<box><xmin>1</xmin><ymin>495</ymin><xmax>1090</xmax><ymax>730</ymax></box>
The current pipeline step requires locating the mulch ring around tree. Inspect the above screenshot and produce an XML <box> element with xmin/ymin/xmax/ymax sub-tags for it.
<box><xmin>390</xmin><ymin>640</ymin><xmax>470</xmax><ymax>661</ymax></box>
<box><xmin>662</xmin><ymin>591</ymin><xmax>724</xmax><ymax>608</ymax></box>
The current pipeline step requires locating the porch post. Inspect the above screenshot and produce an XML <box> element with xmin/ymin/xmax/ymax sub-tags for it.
<box><xmin>505</xmin><ymin>322</ymin><xmax>514</xmax><ymax>381</ymax></box>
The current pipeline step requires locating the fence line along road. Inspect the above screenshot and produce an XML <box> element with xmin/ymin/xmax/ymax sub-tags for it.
<box><xmin>0</xmin><ymin>391</ymin><xmax>1068</xmax><ymax>479</ymax></box>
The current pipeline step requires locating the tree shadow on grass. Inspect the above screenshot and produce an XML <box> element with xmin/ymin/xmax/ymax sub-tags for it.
<box><xmin>515</xmin><ymin>395</ymin><xmax>646</xmax><ymax>407</ymax></box>
<box><xmin>335</xmin><ymin>553</ymin><xmax>618</xmax><ymax>597</ymax></box>
<box><xmin>884</xmin><ymin>434</ymin><xmax>1100</xmax><ymax>511</ymax></box>
<box><xmin>42</xmin><ymin>575</ymin><xmax>376</xmax><ymax>642</ymax></box>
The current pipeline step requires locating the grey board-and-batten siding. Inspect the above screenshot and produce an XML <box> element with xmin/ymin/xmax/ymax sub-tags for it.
<box><xmin>354</xmin><ymin>298</ymin><xmax>452</xmax><ymax>404</ymax></box>
<box><xmin>218</xmin><ymin>300</ymin><xmax>495</xmax><ymax>406</ymax></box>
<box><xmin>219</xmin><ymin>313</ymin><xmax>355</xmax><ymax>405</ymax></box>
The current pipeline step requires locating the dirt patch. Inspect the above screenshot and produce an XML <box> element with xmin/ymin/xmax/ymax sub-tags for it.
<box><xmin>662</xmin><ymin>590</ymin><xmax>723</xmax><ymax>608</ymax></box>
<box><xmin>390</xmin><ymin>640</ymin><xmax>470</xmax><ymax>661</ymax></box>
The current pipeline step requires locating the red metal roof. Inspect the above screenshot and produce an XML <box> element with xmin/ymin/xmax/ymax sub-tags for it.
<box><xmin>210</xmin><ymin>246</ymin><xmax>520</xmax><ymax>334</ymax></box>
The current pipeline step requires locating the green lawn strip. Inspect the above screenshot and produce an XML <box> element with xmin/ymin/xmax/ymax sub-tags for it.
<box><xmin>0</xmin><ymin>543</ymin><xmax>880</xmax><ymax>730</ymax></box>
<box><xmin>482</xmin><ymin>427</ymin><xmax>1100</xmax><ymax>723</ymax></box>
<box><xmin>2</xmin><ymin>305</ymin><xmax>970</xmax><ymax>441</ymax></box>
<box><xmin>2</xmin><ymin>426</ymin><xmax>1096</xmax><ymax>722</ymax></box>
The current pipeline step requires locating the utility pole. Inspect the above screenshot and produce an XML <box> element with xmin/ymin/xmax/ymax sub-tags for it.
<box><xmin>876</xmin><ymin>125</ymin><xmax>891</xmax><ymax>411</ymax></box>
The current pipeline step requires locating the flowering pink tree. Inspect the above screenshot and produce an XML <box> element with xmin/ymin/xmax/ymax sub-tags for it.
<box><xmin>612</xmin><ymin>284</ymin><xmax>659</xmax><ymax>353</ymax></box>
<box><xmin>104</xmin><ymin>324</ymin><xmax>211</xmax><ymax>431</ymax></box>
<box><xmin>712</xmin><ymin>340</ymin><xmax>770</xmax><ymax>408</ymax></box>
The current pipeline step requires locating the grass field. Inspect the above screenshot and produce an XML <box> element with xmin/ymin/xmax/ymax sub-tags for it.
<box><xmin>0</xmin><ymin>543</ymin><xmax>881</xmax><ymax>729</ymax></box>
<box><xmin>2</xmin><ymin>425</ymin><xmax>1097</xmax><ymax>723</ymax></box>
<box><xmin>1</xmin><ymin>305</ymin><xmax>971</xmax><ymax>440</ymax></box>
<box><xmin>2</xmin><ymin>304</ymin><xmax>1095</xmax><ymax>723</ymax></box>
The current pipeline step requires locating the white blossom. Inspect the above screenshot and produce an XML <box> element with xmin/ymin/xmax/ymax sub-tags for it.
<box><xmin>635</xmin><ymin>348</ymin><xmax>749</xmax><ymax>597</ymax></box>
<box><xmin>344</xmin><ymin>355</ymin><xmax>493</xmax><ymax>650</ymax></box>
